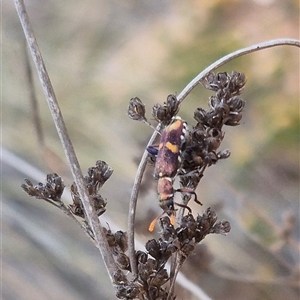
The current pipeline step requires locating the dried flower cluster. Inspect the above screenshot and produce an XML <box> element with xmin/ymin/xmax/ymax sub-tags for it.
<box><xmin>69</xmin><ymin>160</ymin><xmax>112</xmax><ymax>221</ymax></box>
<box><xmin>22</xmin><ymin>161</ymin><xmax>113</xmax><ymax>239</ymax></box>
<box><xmin>122</xmin><ymin>70</ymin><xmax>246</xmax><ymax>299</ymax></box>
<box><xmin>21</xmin><ymin>173</ymin><xmax>65</xmax><ymax>203</ymax></box>
<box><xmin>22</xmin><ymin>71</ymin><xmax>246</xmax><ymax>300</ymax></box>
<box><xmin>179</xmin><ymin>71</ymin><xmax>246</xmax><ymax>192</ymax></box>
<box><xmin>112</xmin><ymin>208</ymin><xmax>230</xmax><ymax>299</ymax></box>
<box><xmin>128</xmin><ymin>71</ymin><xmax>246</xmax><ymax>211</ymax></box>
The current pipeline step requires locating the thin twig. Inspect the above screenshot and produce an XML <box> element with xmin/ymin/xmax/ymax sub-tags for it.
<box><xmin>177</xmin><ymin>38</ymin><xmax>300</xmax><ymax>103</ymax></box>
<box><xmin>24</xmin><ymin>41</ymin><xmax>45</xmax><ymax>152</ymax></box>
<box><xmin>127</xmin><ymin>123</ymin><xmax>161</xmax><ymax>278</ymax></box>
<box><xmin>14</xmin><ymin>0</ymin><xmax>120</xmax><ymax>285</ymax></box>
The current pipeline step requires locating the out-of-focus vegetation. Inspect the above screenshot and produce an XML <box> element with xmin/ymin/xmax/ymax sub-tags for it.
<box><xmin>3</xmin><ymin>0</ymin><xmax>299</xmax><ymax>299</ymax></box>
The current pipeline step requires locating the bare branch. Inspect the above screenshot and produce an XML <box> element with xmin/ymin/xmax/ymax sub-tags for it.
<box><xmin>177</xmin><ymin>38</ymin><xmax>300</xmax><ymax>103</ymax></box>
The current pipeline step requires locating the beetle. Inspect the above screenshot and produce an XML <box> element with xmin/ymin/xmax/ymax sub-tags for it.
<box><xmin>147</xmin><ymin>116</ymin><xmax>202</xmax><ymax>231</ymax></box>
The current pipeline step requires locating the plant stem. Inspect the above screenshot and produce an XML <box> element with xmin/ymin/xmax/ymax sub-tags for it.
<box><xmin>127</xmin><ymin>124</ymin><xmax>161</xmax><ymax>277</ymax></box>
<box><xmin>177</xmin><ymin>38</ymin><xmax>300</xmax><ymax>103</ymax></box>
<box><xmin>14</xmin><ymin>0</ymin><xmax>120</xmax><ymax>285</ymax></box>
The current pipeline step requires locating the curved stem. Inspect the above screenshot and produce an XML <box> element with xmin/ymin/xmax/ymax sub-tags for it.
<box><xmin>127</xmin><ymin>124</ymin><xmax>161</xmax><ymax>278</ymax></box>
<box><xmin>177</xmin><ymin>38</ymin><xmax>300</xmax><ymax>103</ymax></box>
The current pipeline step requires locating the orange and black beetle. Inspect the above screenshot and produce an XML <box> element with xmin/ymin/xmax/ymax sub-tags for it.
<box><xmin>147</xmin><ymin>117</ymin><xmax>201</xmax><ymax>231</ymax></box>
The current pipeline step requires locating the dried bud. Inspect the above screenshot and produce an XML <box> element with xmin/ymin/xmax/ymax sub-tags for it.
<box><xmin>224</xmin><ymin>111</ymin><xmax>243</xmax><ymax>126</ymax></box>
<box><xmin>145</xmin><ymin>258</ymin><xmax>159</xmax><ymax>273</ymax></box>
<box><xmin>149</xmin><ymin>268</ymin><xmax>169</xmax><ymax>287</ymax></box>
<box><xmin>45</xmin><ymin>173</ymin><xmax>64</xmax><ymax>201</ymax></box>
<box><xmin>229</xmin><ymin>71</ymin><xmax>246</xmax><ymax>95</ymax></box>
<box><xmin>180</xmin><ymin>241</ymin><xmax>195</xmax><ymax>258</ymax></box>
<box><xmin>127</xmin><ymin>97</ymin><xmax>147</xmax><ymax>121</ymax></box>
<box><xmin>159</xmin><ymin>240</ymin><xmax>175</xmax><ymax>262</ymax></box>
<box><xmin>21</xmin><ymin>174</ymin><xmax>64</xmax><ymax>202</ymax></box>
<box><xmin>146</xmin><ymin>239</ymin><xmax>161</xmax><ymax>260</ymax></box>
<box><xmin>211</xmin><ymin>220</ymin><xmax>231</xmax><ymax>235</ymax></box>
<box><xmin>69</xmin><ymin>183</ymin><xmax>85</xmax><ymax>218</ymax></box>
<box><xmin>166</xmin><ymin>94</ymin><xmax>180</xmax><ymax>116</ymax></box>
<box><xmin>113</xmin><ymin>269</ymin><xmax>127</xmax><ymax>284</ymax></box>
<box><xmin>138</xmin><ymin>262</ymin><xmax>150</xmax><ymax>283</ymax></box>
<box><xmin>69</xmin><ymin>203</ymin><xmax>85</xmax><ymax>218</ymax></box>
<box><xmin>181</xmin><ymin>214</ymin><xmax>197</xmax><ymax>236</ymax></box>
<box><xmin>105</xmin><ymin>228</ymin><xmax>117</xmax><ymax>247</ymax></box>
<box><xmin>152</xmin><ymin>94</ymin><xmax>180</xmax><ymax>124</ymax></box>
<box><xmin>206</xmin><ymin>128</ymin><xmax>224</xmax><ymax>151</ymax></box>
<box><xmin>218</xmin><ymin>149</ymin><xmax>230</xmax><ymax>159</ymax></box>
<box><xmin>148</xmin><ymin>286</ymin><xmax>160</xmax><ymax>299</ymax></box>
<box><xmin>136</xmin><ymin>250</ymin><xmax>148</xmax><ymax>264</ymax></box>
<box><xmin>114</xmin><ymin>231</ymin><xmax>128</xmax><ymax>253</ymax></box>
<box><xmin>115</xmin><ymin>252</ymin><xmax>131</xmax><ymax>271</ymax></box>
<box><xmin>179</xmin><ymin>170</ymin><xmax>203</xmax><ymax>190</ymax></box>
<box><xmin>227</xmin><ymin>96</ymin><xmax>245</xmax><ymax>112</ymax></box>
<box><xmin>21</xmin><ymin>179</ymin><xmax>37</xmax><ymax>197</ymax></box>
<box><xmin>194</xmin><ymin>108</ymin><xmax>208</xmax><ymax>125</ymax></box>
<box><xmin>160</xmin><ymin>216</ymin><xmax>176</xmax><ymax>240</ymax></box>
<box><xmin>116</xmin><ymin>283</ymin><xmax>140</xmax><ymax>299</ymax></box>
<box><xmin>200</xmin><ymin>72</ymin><xmax>230</xmax><ymax>92</ymax></box>
<box><xmin>92</xmin><ymin>195</ymin><xmax>107</xmax><ymax>216</ymax></box>
<box><xmin>87</xmin><ymin>160</ymin><xmax>113</xmax><ymax>191</ymax></box>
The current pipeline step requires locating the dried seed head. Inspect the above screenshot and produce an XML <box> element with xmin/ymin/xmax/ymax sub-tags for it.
<box><xmin>218</xmin><ymin>149</ymin><xmax>230</xmax><ymax>160</ymax></box>
<box><xmin>147</xmin><ymin>257</ymin><xmax>160</xmax><ymax>272</ymax></box>
<box><xmin>136</xmin><ymin>250</ymin><xmax>148</xmax><ymax>264</ymax></box>
<box><xmin>201</xmin><ymin>71</ymin><xmax>246</xmax><ymax>96</ymax></box>
<box><xmin>21</xmin><ymin>179</ymin><xmax>36</xmax><ymax>196</ymax></box>
<box><xmin>229</xmin><ymin>71</ymin><xmax>246</xmax><ymax>95</ymax></box>
<box><xmin>149</xmin><ymin>268</ymin><xmax>169</xmax><ymax>287</ymax></box>
<box><xmin>194</xmin><ymin>108</ymin><xmax>208</xmax><ymax>125</ymax></box>
<box><xmin>152</xmin><ymin>94</ymin><xmax>180</xmax><ymax>124</ymax></box>
<box><xmin>180</xmin><ymin>241</ymin><xmax>195</xmax><ymax>258</ymax></box>
<box><xmin>116</xmin><ymin>283</ymin><xmax>140</xmax><ymax>299</ymax></box>
<box><xmin>146</xmin><ymin>239</ymin><xmax>161</xmax><ymax>260</ymax></box>
<box><xmin>211</xmin><ymin>220</ymin><xmax>231</xmax><ymax>235</ymax></box>
<box><xmin>104</xmin><ymin>227</ymin><xmax>117</xmax><ymax>248</ymax></box>
<box><xmin>127</xmin><ymin>97</ymin><xmax>147</xmax><ymax>121</ymax></box>
<box><xmin>114</xmin><ymin>230</ymin><xmax>128</xmax><ymax>253</ymax></box>
<box><xmin>160</xmin><ymin>216</ymin><xmax>176</xmax><ymax>240</ymax></box>
<box><xmin>21</xmin><ymin>174</ymin><xmax>65</xmax><ymax>202</ymax></box>
<box><xmin>86</xmin><ymin>160</ymin><xmax>113</xmax><ymax>192</ymax></box>
<box><xmin>194</xmin><ymin>207</ymin><xmax>231</xmax><ymax>242</ymax></box>
<box><xmin>45</xmin><ymin>173</ymin><xmax>64</xmax><ymax>200</ymax></box>
<box><xmin>115</xmin><ymin>252</ymin><xmax>131</xmax><ymax>271</ymax></box>
<box><xmin>180</xmin><ymin>214</ymin><xmax>197</xmax><ymax>236</ymax></box>
<box><xmin>69</xmin><ymin>183</ymin><xmax>85</xmax><ymax>218</ymax></box>
<box><xmin>113</xmin><ymin>269</ymin><xmax>127</xmax><ymax>285</ymax></box>
<box><xmin>91</xmin><ymin>194</ymin><xmax>107</xmax><ymax>216</ymax></box>
<box><xmin>179</xmin><ymin>170</ymin><xmax>203</xmax><ymax>190</ymax></box>
<box><xmin>70</xmin><ymin>161</ymin><xmax>112</xmax><ymax>219</ymax></box>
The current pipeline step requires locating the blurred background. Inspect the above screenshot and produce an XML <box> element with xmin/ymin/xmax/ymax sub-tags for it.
<box><xmin>3</xmin><ymin>0</ymin><xmax>299</xmax><ymax>299</ymax></box>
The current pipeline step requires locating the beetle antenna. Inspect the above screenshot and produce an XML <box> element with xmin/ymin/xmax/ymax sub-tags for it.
<box><xmin>148</xmin><ymin>213</ymin><xmax>163</xmax><ymax>232</ymax></box>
